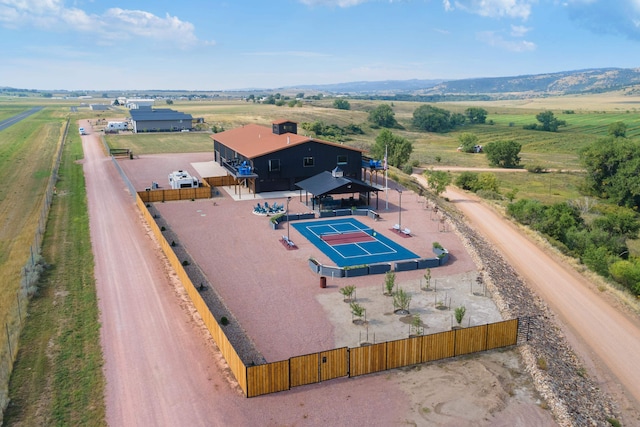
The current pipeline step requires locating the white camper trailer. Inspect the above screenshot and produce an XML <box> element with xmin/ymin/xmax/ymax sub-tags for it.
<box><xmin>168</xmin><ymin>170</ymin><xmax>200</xmax><ymax>189</ymax></box>
<box><xmin>106</xmin><ymin>121</ymin><xmax>128</xmax><ymax>132</ymax></box>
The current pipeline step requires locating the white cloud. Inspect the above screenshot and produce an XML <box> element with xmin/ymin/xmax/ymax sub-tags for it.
<box><xmin>448</xmin><ymin>0</ymin><xmax>534</xmax><ymax>20</ymax></box>
<box><xmin>477</xmin><ymin>30</ymin><xmax>536</xmax><ymax>51</ymax></box>
<box><xmin>564</xmin><ymin>0</ymin><xmax>640</xmax><ymax>40</ymax></box>
<box><xmin>510</xmin><ymin>24</ymin><xmax>531</xmax><ymax>36</ymax></box>
<box><xmin>0</xmin><ymin>0</ymin><xmax>212</xmax><ymax>48</ymax></box>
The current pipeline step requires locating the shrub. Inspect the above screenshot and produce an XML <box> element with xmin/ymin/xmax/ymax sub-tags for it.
<box><xmin>455</xmin><ymin>171</ymin><xmax>479</xmax><ymax>191</ymax></box>
<box><xmin>537</xmin><ymin>357</ymin><xmax>548</xmax><ymax>370</ymax></box>
<box><xmin>160</xmin><ymin>226</ymin><xmax>166</xmax><ymax>231</ymax></box>
<box><xmin>402</xmin><ymin>164</ymin><xmax>413</xmax><ymax>175</ymax></box>
<box><xmin>384</xmin><ymin>271</ymin><xmax>396</xmax><ymax>295</ymax></box>
<box><xmin>182</xmin><ymin>260</ymin><xmax>190</xmax><ymax>266</ymax></box>
<box><xmin>350</xmin><ymin>302</ymin><xmax>365</xmax><ymax>319</ymax></box>
<box><xmin>393</xmin><ymin>287</ymin><xmax>411</xmax><ymax>312</ymax></box>
<box><xmin>526</xmin><ymin>163</ymin><xmax>547</xmax><ymax>173</ymax></box>
<box><xmin>220</xmin><ymin>316</ymin><xmax>229</xmax><ymax>326</ymax></box>
<box><xmin>454</xmin><ymin>306</ymin><xmax>466</xmax><ymax>325</ymax></box>
<box><xmin>339</xmin><ymin>285</ymin><xmax>356</xmax><ymax>301</ymax></box>
<box><xmin>476</xmin><ymin>189</ymin><xmax>503</xmax><ymax>200</ymax></box>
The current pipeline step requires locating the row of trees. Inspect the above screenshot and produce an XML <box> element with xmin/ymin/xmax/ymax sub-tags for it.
<box><xmin>300</xmin><ymin>120</ymin><xmax>364</xmax><ymax>142</ymax></box>
<box><xmin>507</xmin><ymin>199</ymin><xmax>640</xmax><ymax>295</ymax></box>
<box><xmin>365</xmin><ymin>104</ymin><xmax>488</xmax><ymax>133</ymax></box>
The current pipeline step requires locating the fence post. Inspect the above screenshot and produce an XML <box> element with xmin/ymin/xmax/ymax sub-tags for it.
<box><xmin>17</xmin><ymin>292</ymin><xmax>21</xmax><ymax>324</ymax></box>
<box><xmin>6</xmin><ymin>323</ymin><xmax>12</xmax><ymax>360</ymax></box>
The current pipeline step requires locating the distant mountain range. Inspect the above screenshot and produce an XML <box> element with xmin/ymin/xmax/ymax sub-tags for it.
<box><xmin>287</xmin><ymin>67</ymin><xmax>640</xmax><ymax>96</ymax></box>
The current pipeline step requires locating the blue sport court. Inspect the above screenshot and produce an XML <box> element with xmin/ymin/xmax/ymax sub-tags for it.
<box><xmin>292</xmin><ymin>217</ymin><xmax>419</xmax><ymax>267</ymax></box>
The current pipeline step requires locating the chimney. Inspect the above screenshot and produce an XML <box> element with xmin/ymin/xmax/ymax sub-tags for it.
<box><xmin>287</xmin><ymin>136</ymin><xmax>290</xmax><ymax>145</ymax></box>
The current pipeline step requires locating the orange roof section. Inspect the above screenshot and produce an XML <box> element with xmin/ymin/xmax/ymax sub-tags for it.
<box><xmin>211</xmin><ymin>123</ymin><xmax>363</xmax><ymax>159</ymax></box>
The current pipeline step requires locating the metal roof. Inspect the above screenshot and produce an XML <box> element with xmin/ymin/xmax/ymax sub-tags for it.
<box><xmin>130</xmin><ymin>108</ymin><xmax>192</xmax><ymax>122</ymax></box>
<box><xmin>295</xmin><ymin>171</ymin><xmax>378</xmax><ymax>197</ymax></box>
<box><xmin>211</xmin><ymin>123</ymin><xmax>363</xmax><ymax>159</ymax></box>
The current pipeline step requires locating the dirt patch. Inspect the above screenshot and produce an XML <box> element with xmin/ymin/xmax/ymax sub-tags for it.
<box><xmin>317</xmin><ymin>271</ymin><xmax>503</xmax><ymax>348</ymax></box>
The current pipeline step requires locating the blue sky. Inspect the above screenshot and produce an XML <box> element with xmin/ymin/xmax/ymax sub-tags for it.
<box><xmin>0</xmin><ymin>0</ymin><xmax>639</xmax><ymax>91</ymax></box>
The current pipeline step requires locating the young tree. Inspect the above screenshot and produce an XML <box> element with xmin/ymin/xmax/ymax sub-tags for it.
<box><xmin>370</xmin><ymin>129</ymin><xmax>413</xmax><ymax>168</ymax></box>
<box><xmin>454</xmin><ymin>306</ymin><xmax>466</xmax><ymax>325</ymax></box>
<box><xmin>339</xmin><ymin>285</ymin><xmax>356</xmax><ymax>302</ymax></box>
<box><xmin>457</xmin><ymin>132</ymin><xmax>479</xmax><ymax>153</ymax></box>
<box><xmin>423</xmin><ymin>169</ymin><xmax>452</xmax><ymax>196</ymax></box>
<box><xmin>411</xmin><ymin>314</ymin><xmax>424</xmax><ymax>336</ymax></box>
<box><xmin>368</xmin><ymin>104</ymin><xmax>397</xmax><ymax>128</ymax></box>
<box><xmin>350</xmin><ymin>302</ymin><xmax>366</xmax><ymax>323</ymax></box>
<box><xmin>393</xmin><ymin>287</ymin><xmax>411</xmax><ymax>313</ymax></box>
<box><xmin>384</xmin><ymin>270</ymin><xmax>396</xmax><ymax>295</ymax></box>
<box><xmin>484</xmin><ymin>140</ymin><xmax>522</xmax><ymax>168</ymax></box>
<box><xmin>333</xmin><ymin>98</ymin><xmax>351</xmax><ymax>110</ymax></box>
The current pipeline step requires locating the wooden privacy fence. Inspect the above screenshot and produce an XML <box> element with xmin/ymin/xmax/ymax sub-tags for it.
<box><xmin>135</xmin><ymin>196</ymin><xmax>524</xmax><ymax>398</ymax></box>
<box><xmin>203</xmin><ymin>175</ymin><xmax>237</xmax><ymax>187</ymax></box>
<box><xmin>135</xmin><ymin>194</ymin><xmax>248</xmax><ymax>394</ymax></box>
<box><xmin>138</xmin><ymin>185</ymin><xmax>211</xmax><ymax>203</ymax></box>
<box><xmin>245</xmin><ymin>320</ymin><xmax>519</xmax><ymax>397</ymax></box>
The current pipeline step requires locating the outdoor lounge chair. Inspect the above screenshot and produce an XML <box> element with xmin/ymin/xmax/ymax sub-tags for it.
<box><xmin>402</xmin><ymin>228</ymin><xmax>411</xmax><ymax>236</ymax></box>
<box><xmin>393</xmin><ymin>224</ymin><xmax>400</xmax><ymax>231</ymax></box>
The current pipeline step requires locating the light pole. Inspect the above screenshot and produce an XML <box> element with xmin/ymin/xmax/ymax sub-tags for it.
<box><xmin>396</xmin><ymin>189</ymin><xmax>402</xmax><ymax>229</ymax></box>
<box><xmin>286</xmin><ymin>196</ymin><xmax>292</xmax><ymax>241</ymax></box>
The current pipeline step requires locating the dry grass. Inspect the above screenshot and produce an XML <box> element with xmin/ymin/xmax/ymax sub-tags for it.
<box><xmin>0</xmin><ymin>110</ymin><xmax>63</xmax><ymax>419</ymax></box>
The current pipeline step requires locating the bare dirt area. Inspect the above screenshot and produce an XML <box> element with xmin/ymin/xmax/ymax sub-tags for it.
<box><xmin>110</xmin><ymin>151</ymin><xmax>555</xmax><ymax>425</ymax></box>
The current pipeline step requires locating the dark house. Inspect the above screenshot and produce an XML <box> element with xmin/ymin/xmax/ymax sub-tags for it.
<box><xmin>130</xmin><ymin>107</ymin><xmax>193</xmax><ymax>133</ymax></box>
<box><xmin>212</xmin><ymin>120</ymin><xmax>364</xmax><ymax>194</ymax></box>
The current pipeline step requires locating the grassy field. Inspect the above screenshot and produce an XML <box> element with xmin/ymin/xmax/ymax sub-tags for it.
<box><xmin>4</xmin><ymin>127</ymin><xmax>105</xmax><ymax>426</ymax></box>
<box><xmin>0</xmin><ymin>106</ymin><xmax>63</xmax><ymax>418</ymax></box>
<box><xmin>0</xmin><ymin>101</ymin><xmax>104</xmax><ymax>425</ymax></box>
<box><xmin>105</xmin><ymin>97</ymin><xmax>618</xmax><ymax>201</ymax></box>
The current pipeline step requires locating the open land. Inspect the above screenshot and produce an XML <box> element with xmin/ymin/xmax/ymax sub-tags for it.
<box><xmin>8</xmin><ymin>93</ymin><xmax>640</xmax><ymax>425</ymax></box>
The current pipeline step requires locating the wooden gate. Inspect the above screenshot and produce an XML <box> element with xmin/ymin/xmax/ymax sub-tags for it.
<box><xmin>319</xmin><ymin>348</ymin><xmax>348</xmax><ymax>381</ymax></box>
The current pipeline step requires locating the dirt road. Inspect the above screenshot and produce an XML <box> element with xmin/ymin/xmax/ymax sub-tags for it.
<box><xmin>414</xmin><ymin>174</ymin><xmax>640</xmax><ymax>422</ymax></box>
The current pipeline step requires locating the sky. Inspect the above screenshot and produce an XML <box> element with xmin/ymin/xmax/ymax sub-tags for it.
<box><xmin>0</xmin><ymin>0</ymin><xmax>639</xmax><ymax>91</ymax></box>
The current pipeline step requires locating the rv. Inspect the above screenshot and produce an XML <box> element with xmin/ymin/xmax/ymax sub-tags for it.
<box><xmin>168</xmin><ymin>170</ymin><xmax>200</xmax><ymax>189</ymax></box>
<box><xmin>106</xmin><ymin>121</ymin><xmax>128</xmax><ymax>132</ymax></box>
<box><xmin>79</xmin><ymin>127</ymin><xmax>86</xmax><ymax>135</ymax></box>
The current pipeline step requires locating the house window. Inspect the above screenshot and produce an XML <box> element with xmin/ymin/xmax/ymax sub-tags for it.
<box><xmin>303</xmin><ymin>157</ymin><xmax>315</xmax><ymax>167</ymax></box>
<box><xmin>337</xmin><ymin>155</ymin><xmax>348</xmax><ymax>165</ymax></box>
<box><xmin>269</xmin><ymin>159</ymin><xmax>280</xmax><ymax>172</ymax></box>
